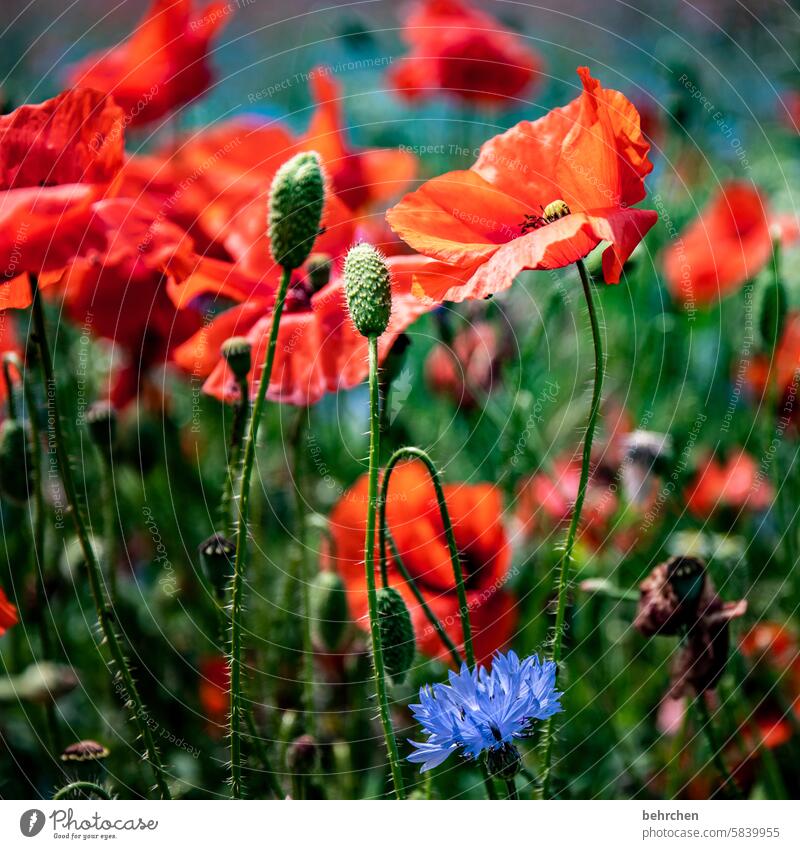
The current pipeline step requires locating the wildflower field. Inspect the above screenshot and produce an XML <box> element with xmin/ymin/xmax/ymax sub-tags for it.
<box><xmin>1</xmin><ymin>0</ymin><xmax>799</xmax><ymax>803</ymax></box>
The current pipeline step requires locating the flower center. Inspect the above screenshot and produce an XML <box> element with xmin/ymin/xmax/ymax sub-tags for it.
<box><xmin>520</xmin><ymin>199</ymin><xmax>571</xmax><ymax>234</ymax></box>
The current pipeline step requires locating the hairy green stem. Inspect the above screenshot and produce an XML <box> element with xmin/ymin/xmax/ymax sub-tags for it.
<box><xmin>365</xmin><ymin>336</ymin><xmax>406</xmax><ymax>799</ymax></box>
<box><xmin>221</xmin><ymin>376</ymin><xmax>250</xmax><ymax>533</ymax></box>
<box><xmin>693</xmin><ymin>696</ymin><xmax>743</xmax><ymax>799</ymax></box>
<box><xmin>536</xmin><ymin>259</ymin><xmax>604</xmax><ymax>799</ymax></box>
<box><xmin>29</xmin><ymin>276</ymin><xmax>170</xmax><ymax>798</ymax></box>
<box><xmin>53</xmin><ymin>781</ymin><xmax>111</xmax><ymax>800</ymax></box>
<box><xmin>229</xmin><ymin>266</ymin><xmax>291</xmax><ymax>799</ymax></box>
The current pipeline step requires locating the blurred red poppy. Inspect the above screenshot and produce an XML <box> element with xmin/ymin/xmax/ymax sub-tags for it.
<box><xmin>425</xmin><ymin>320</ymin><xmax>501</xmax><ymax>407</ymax></box>
<box><xmin>744</xmin><ymin>311</ymin><xmax>800</xmax><ymax>404</ymax></box>
<box><xmin>198</xmin><ymin>654</ymin><xmax>229</xmax><ymax>728</ymax></box>
<box><xmin>0</xmin><ymin>88</ymin><xmax>124</xmax><ymax>309</ymax></box>
<box><xmin>0</xmin><ymin>585</ymin><xmax>17</xmax><ymax>636</ymax></box>
<box><xmin>515</xmin><ymin>455</ymin><xmax>618</xmax><ymax>551</ymax></box>
<box><xmin>740</xmin><ymin>622</ymin><xmax>797</xmax><ymax>665</ymax></box>
<box><xmin>663</xmin><ymin>182</ymin><xmax>799</xmax><ymax>305</ymax></box>
<box><xmin>169</xmin><ymin>249</ymin><xmax>437</xmax><ymax>406</ymax></box>
<box><xmin>686</xmin><ymin>449</ymin><xmax>772</xmax><ymax>518</ymax></box>
<box><xmin>390</xmin><ymin>0</ymin><xmax>542</xmax><ymax>106</ymax></box>
<box><xmin>54</xmin><ymin>198</ymin><xmax>202</xmax><ymax>407</ymax></box>
<box><xmin>386</xmin><ymin>67</ymin><xmax>657</xmax><ymax>302</ymax></box>
<box><xmin>326</xmin><ymin>460</ymin><xmax>516</xmax><ymax>663</ymax></box>
<box><xmin>67</xmin><ymin>0</ymin><xmax>230</xmax><ymax>127</ymax></box>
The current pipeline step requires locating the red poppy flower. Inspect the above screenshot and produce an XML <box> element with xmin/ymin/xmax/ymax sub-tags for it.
<box><xmin>326</xmin><ymin>460</ymin><xmax>516</xmax><ymax>663</ymax></box>
<box><xmin>169</xmin><ymin>249</ymin><xmax>437</xmax><ymax>406</ymax></box>
<box><xmin>515</xmin><ymin>455</ymin><xmax>618</xmax><ymax>551</ymax></box>
<box><xmin>740</xmin><ymin>622</ymin><xmax>797</xmax><ymax>665</ymax></box>
<box><xmin>0</xmin><ymin>585</ymin><xmax>18</xmax><ymax>636</ymax></box>
<box><xmin>55</xmin><ymin>198</ymin><xmax>202</xmax><ymax>407</ymax></box>
<box><xmin>425</xmin><ymin>320</ymin><xmax>501</xmax><ymax>407</ymax></box>
<box><xmin>686</xmin><ymin>449</ymin><xmax>772</xmax><ymax>518</ymax></box>
<box><xmin>198</xmin><ymin>654</ymin><xmax>229</xmax><ymax>728</ymax></box>
<box><xmin>0</xmin><ymin>88</ymin><xmax>125</xmax><ymax>309</ymax></box>
<box><xmin>663</xmin><ymin>182</ymin><xmax>800</xmax><ymax>305</ymax></box>
<box><xmin>390</xmin><ymin>0</ymin><xmax>542</xmax><ymax>106</ymax></box>
<box><xmin>67</xmin><ymin>0</ymin><xmax>230</xmax><ymax>127</ymax></box>
<box><xmin>744</xmin><ymin>311</ymin><xmax>800</xmax><ymax>403</ymax></box>
<box><xmin>386</xmin><ymin>67</ymin><xmax>657</xmax><ymax>302</ymax></box>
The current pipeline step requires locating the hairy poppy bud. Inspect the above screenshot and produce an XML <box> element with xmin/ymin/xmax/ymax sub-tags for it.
<box><xmin>85</xmin><ymin>401</ymin><xmax>117</xmax><ymax>459</ymax></box>
<box><xmin>198</xmin><ymin>534</ymin><xmax>235</xmax><ymax>599</ymax></box>
<box><xmin>305</xmin><ymin>253</ymin><xmax>332</xmax><ymax>293</ymax></box>
<box><xmin>220</xmin><ymin>336</ymin><xmax>252</xmax><ymax>382</ymax></box>
<box><xmin>376</xmin><ymin>586</ymin><xmax>415</xmax><ymax>684</ymax></box>
<box><xmin>268</xmin><ymin>151</ymin><xmax>325</xmax><ymax>270</ymax></box>
<box><xmin>0</xmin><ymin>419</ymin><xmax>33</xmax><ymax>503</ymax></box>
<box><xmin>61</xmin><ymin>739</ymin><xmax>110</xmax><ymax>762</ymax></box>
<box><xmin>754</xmin><ymin>261</ymin><xmax>787</xmax><ymax>353</ymax></box>
<box><xmin>311</xmin><ymin>571</ymin><xmax>349</xmax><ymax>650</ymax></box>
<box><xmin>487</xmin><ymin>742</ymin><xmax>522</xmax><ymax>779</ymax></box>
<box><xmin>344</xmin><ymin>243</ymin><xmax>392</xmax><ymax>338</ymax></box>
<box><xmin>287</xmin><ymin>733</ymin><xmax>318</xmax><ymax>773</ymax></box>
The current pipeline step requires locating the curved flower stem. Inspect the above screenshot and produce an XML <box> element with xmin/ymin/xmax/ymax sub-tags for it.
<box><xmin>379</xmin><ymin>446</ymin><xmax>474</xmax><ymax>667</ymax></box>
<box><xmin>693</xmin><ymin>696</ymin><xmax>743</xmax><ymax>799</ymax></box>
<box><xmin>229</xmin><ymin>266</ymin><xmax>291</xmax><ymax>799</ymax></box>
<box><xmin>365</xmin><ymin>336</ymin><xmax>406</xmax><ymax>799</ymax></box>
<box><xmin>28</xmin><ymin>276</ymin><xmax>170</xmax><ymax>798</ymax></box>
<box><xmin>290</xmin><ymin>409</ymin><xmax>316</xmax><ymax>733</ymax></box>
<box><xmin>505</xmin><ymin>778</ymin><xmax>519</xmax><ymax>800</ymax></box>
<box><xmin>378</xmin><ymin>445</ymin><xmax>498</xmax><ymax>799</ymax></box>
<box><xmin>536</xmin><ymin>259</ymin><xmax>604</xmax><ymax>800</ymax></box>
<box><xmin>53</xmin><ymin>781</ymin><xmax>112</xmax><ymax>800</ymax></box>
<box><xmin>384</xmin><ymin>528</ymin><xmax>462</xmax><ymax>667</ymax></box>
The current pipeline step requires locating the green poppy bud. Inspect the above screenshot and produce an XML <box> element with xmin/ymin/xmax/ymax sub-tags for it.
<box><xmin>312</xmin><ymin>571</ymin><xmax>349</xmax><ymax>650</ymax></box>
<box><xmin>198</xmin><ymin>534</ymin><xmax>235</xmax><ymax>600</ymax></box>
<box><xmin>220</xmin><ymin>336</ymin><xmax>252</xmax><ymax>382</ymax></box>
<box><xmin>376</xmin><ymin>586</ymin><xmax>415</xmax><ymax>684</ymax></box>
<box><xmin>0</xmin><ymin>419</ymin><xmax>33</xmax><ymax>503</ymax></box>
<box><xmin>305</xmin><ymin>253</ymin><xmax>332</xmax><ymax>293</ymax></box>
<box><xmin>754</xmin><ymin>263</ymin><xmax>787</xmax><ymax>353</ymax></box>
<box><xmin>268</xmin><ymin>151</ymin><xmax>325</xmax><ymax>270</ymax></box>
<box><xmin>344</xmin><ymin>243</ymin><xmax>392</xmax><ymax>338</ymax></box>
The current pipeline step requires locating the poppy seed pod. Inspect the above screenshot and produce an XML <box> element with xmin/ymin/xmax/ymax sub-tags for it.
<box><xmin>305</xmin><ymin>252</ymin><xmax>333</xmax><ymax>293</ymax></box>
<box><xmin>376</xmin><ymin>586</ymin><xmax>415</xmax><ymax>684</ymax></box>
<box><xmin>220</xmin><ymin>336</ymin><xmax>252</xmax><ymax>382</ymax></box>
<box><xmin>268</xmin><ymin>151</ymin><xmax>325</xmax><ymax>270</ymax></box>
<box><xmin>0</xmin><ymin>419</ymin><xmax>33</xmax><ymax>503</ymax></box>
<box><xmin>311</xmin><ymin>571</ymin><xmax>349</xmax><ymax>650</ymax></box>
<box><xmin>60</xmin><ymin>739</ymin><xmax>110</xmax><ymax>763</ymax></box>
<box><xmin>198</xmin><ymin>533</ymin><xmax>235</xmax><ymax>599</ymax></box>
<box><xmin>344</xmin><ymin>243</ymin><xmax>392</xmax><ymax>338</ymax></box>
<box><xmin>85</xmin><ymin>401</ymin><xmax>117</xmax><ymax>459</ymax></box>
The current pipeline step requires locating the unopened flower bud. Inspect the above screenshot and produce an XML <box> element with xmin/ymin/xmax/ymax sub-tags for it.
<box><xmin>344</xmin><ymin>243</ymin><xmax>392</xmax><ymax>338</ymax></box>
<box><xmin>0</xmin><ymin>418</ymin><xmax>33</xmax><ymax>503</ymax></box>
<box><xmin>61</xmin><ymin>739</ymin><xmax>110</xmax><ymax>762</ymax></box>
<box><xmin>85</xmin><ymin>401</ymin><xmax>117</xmax><ymax>459</ymax></box>
<box><xmin>754</xmin><ymin>260</ymin><xmax>787</xmax><ymax>353</ymax></box>
<box><xmin>311</xmin><ymin>571</ymin><xmax>349</xmax><ymax>650</ymax></box>
<box><xmin>268</xmin><ymin>151</ymin><xmax>325</xmax><ymax>270</ymax></box>
<box><xmin>487</xmin><ymin>742</ymin><xmax>522</xmax><ymax>779</ymax></box>
<box><xmin>376</xmin><ymin>586</ymin><xmax>415</xmax><ymax>684</ymax></box>
<box><xmin>198</xmin><ymin>534</ymin><xmax>235</xmax><ymax>599</ymax></box>
<box><xmin>287</xmin><ymin>733</ymin><xmax>318</xmax><ymax>773</ymax></box>
<box><xmin>305</xmin><ymin>253</ymin><xmax>332</xmax><ymax>293</ymax></box>
<box><xmin>220</xmin><ymin>336</ymin><xmax>252</xmax><ymax>382</ymax></box>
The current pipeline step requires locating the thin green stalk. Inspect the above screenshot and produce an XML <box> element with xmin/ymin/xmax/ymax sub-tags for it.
<box><xmin>221</xmin><ymin>376</ymin><xmax>249</xmax><ymax>533</ymax></box>
<box><xmin>385</xmin><ymin>528</ymin><xmax>462</xmax><ymax>667</ymax></box>
<box><xmin>290</xmin><ymin>409</ymin><xmax>316</xmax><ymax>733</ymax></box>
<box><xmin>379</xmin><ymin>446</ymin><xmax>474</xmax><ymax>667</ymax></box>
<box><xmin>505</xmin><ymin>778</ymin><xmax>519</xmax><ymax>799</ymax></box>
<box><xmin>97</xmin><ymin>457</ymin><xmax>118</xmax><ymax>607</ymax></box>
<box><xmin>365</xmin><ymin>335</ymin><xmax>406</xmax><ymax>799</ymax></box>
<box><xmin>536</xmin><ymin>259</ymin><xmax>604</xmax><ymax>799</ymax></box>
<box><xmin>53</xmin><ymin>781</ymin><xmax>111</xmax><ymax>800</ymax></box>
<box><xmin>693</xmin><ymin>696</ymin><xmax>743</xmax><ymax>799</ymax></box>
<box><xmin>229</xmin><ymin>266</ymin><xmax>291</xmax><ymax>799</ymax></box>
<box><xmin>29</xmin><ymin>276</ymin><xmax>170</xmax><ymax>799</ymax></box>
<box><xmin>378</xmin><ymin>445</ymin><xmax>497</xmax><ymax>799</ymax></box>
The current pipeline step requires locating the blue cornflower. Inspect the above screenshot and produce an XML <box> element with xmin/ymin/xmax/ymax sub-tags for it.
<box><xmin>407</xmin><ymin>650</ymin><xmax>562</xmax><ymax>774</ymax></box>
